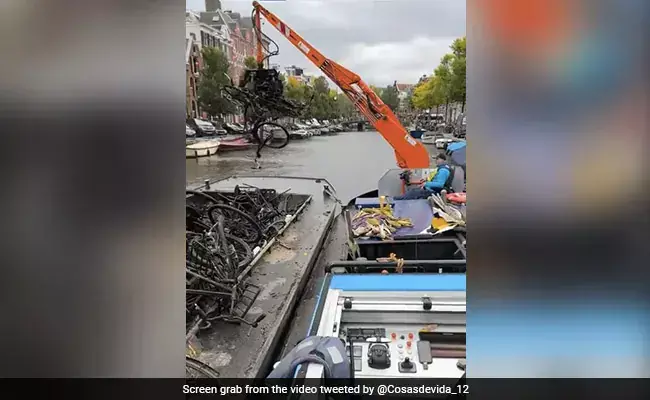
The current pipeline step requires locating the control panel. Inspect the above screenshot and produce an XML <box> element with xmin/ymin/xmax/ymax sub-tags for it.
<box><xmin>303</xmin><ymin>275</ymin><xmax>466</xmax><ymax>379</ymax></box>
<box><xmin>341</xmin><ymin>325</ymin><xmax>465</xmax><ymax>378</ymax></box>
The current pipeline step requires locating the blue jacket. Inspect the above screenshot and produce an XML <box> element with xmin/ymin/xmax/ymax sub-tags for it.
<box><xmin>424</xmin><ymin>164</ymin><xmax>450</xmax><ymax>191</ymax></box>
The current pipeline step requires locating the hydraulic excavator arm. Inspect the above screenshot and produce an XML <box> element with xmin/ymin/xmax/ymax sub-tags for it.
<box><xmin>252</xmin><ymin>1</ymin><xmax>430</xmax><ymax>169</ymax></box>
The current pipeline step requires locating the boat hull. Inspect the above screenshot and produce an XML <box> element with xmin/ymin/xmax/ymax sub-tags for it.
<box><xmin>218</xmin><ymin>137</ymin><xmax>255</xmax><ymax>152</ymax></box>
<box><xmin>186</xmin><ymin>142</ymin><xmax>220</xmax><ymax>158</ymax></box>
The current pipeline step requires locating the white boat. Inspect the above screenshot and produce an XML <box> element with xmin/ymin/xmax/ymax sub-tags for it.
<box><xmin>289</xmin><ymin>129</ymin><xmax>311</xmax><ymax>139</ymax></box>
<box><xmin>186</xmin><ymin>140</ymin><xmax>220</xmax><ymax>158</ymax></box>
<box><xmin>296</xmin><ymin>123</ymin><xmax>318</xmax><ymax>136</ymax></box>
<box><xmin>422</xmin><ymin>132</ymin><xmax>454</xmax><ymax>149</ymax></box>
<box><xmin>421</xmin><ymin>132</ymin><xmax>436</xmax><ymax>144</ymax></box>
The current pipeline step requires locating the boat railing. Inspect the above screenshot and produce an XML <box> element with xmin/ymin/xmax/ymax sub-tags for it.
<box><xmin>326</xmin><ymin>259</ymin><xmax>466</xmax><ymax>274</ymax></box>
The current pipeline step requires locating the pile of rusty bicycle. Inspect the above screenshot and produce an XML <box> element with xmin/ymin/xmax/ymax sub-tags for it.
<box><xmin>185</xmin><ymin>185</ymin><xmax>294</xmax><ymax>342</ymax></box>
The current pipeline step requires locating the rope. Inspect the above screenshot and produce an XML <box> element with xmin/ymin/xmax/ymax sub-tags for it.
<box><xmin>389</xmin><ymin>252</ymin><xmax>404</xmax><ymax>274</ymax></box>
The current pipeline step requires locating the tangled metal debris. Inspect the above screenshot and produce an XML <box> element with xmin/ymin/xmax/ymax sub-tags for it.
<box><xmin>185</xmin><ymin>185</ymin><xmax>296</xmax><ymax>340</ymax></box>
<box><xmin>186</xmin><ymin>357</ymin><xmax>221</xmax><ymax>379</ymax></box>
<box><xmin>222</xmin><ymin>68</ymin><xmax>310</xmax><ymax>158</ymax></box>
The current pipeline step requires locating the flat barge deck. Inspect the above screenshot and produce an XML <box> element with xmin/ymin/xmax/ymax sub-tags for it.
<box><xmin>187</xmin><ymin>175</ymin><xmax>338</xmax><ymax>378</ymax></box>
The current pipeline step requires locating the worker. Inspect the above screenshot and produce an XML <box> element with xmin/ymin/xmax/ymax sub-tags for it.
<box><xmin>267</xmin><ymin>336</ymin><xmax>350</xmax><ymax>378</ymax></box>
<box><xmin>394</xmin><ymin>154</ymin><xmax>452</xmax><ymax>200</ymax></box>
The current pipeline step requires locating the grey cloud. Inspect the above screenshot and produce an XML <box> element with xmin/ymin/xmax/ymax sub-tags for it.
<box><xmin>187</xmin><ymin>0</ymin><xmax>465</xmax><ymax>86</ymax></box>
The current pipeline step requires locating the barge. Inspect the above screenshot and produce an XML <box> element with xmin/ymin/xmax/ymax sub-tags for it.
<box><xmin>186</xmin><ymin>169</ymin><xmax>466</xmax><ymax>381</ymax></box>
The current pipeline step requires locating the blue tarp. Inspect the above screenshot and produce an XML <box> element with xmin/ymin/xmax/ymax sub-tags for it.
<box><xmin>447</xmin><ymin>141</ymin><xmax>466</xmax><ymax>152</ymax></box>
<box><xmin>351</xmin><ymin>199</ymin><xmax>432</xmax><ymax>238</ymax></box>
<box><xmin>391</xmin><ymin>199</ymin><xmax>433</xmax><ymax>237</ymax></box>
<box><xmin>450</xmin><ymin>146</ymin><xmax>466</xmax><ymax>166</ymax></box>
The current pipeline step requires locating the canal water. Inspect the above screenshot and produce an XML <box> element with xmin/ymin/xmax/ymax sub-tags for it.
<box><xmin>186</xmin><ymin>131</ymin><xmax>439</xmax><ymax>201</ymax></box>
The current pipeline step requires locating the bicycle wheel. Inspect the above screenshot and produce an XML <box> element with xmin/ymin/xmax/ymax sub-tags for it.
<box><xmin>253</xmin><ymin>121</ymin><xmax>289</xmax><ymax>149</ymax></box>
<box><xmin>186</xmin><ymin>357</ymin><xmax>221</xmax><ymax>379</ymax></box>
<box><xmin>206</xmin><ymin>204</ymin><xmax>262</xmax><ymax>245</ymax></box>
<box><xmin>225</xmin><ymin>233</ymin><xmax>253</xmax><ymax>269</ymax></box>
<box><xmin>186</xmin><ymin>205</ymin><xmax>210</xmax><ymax>233</ymax></box>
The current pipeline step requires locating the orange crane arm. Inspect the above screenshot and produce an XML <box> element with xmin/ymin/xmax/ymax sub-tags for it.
<box><xmin>252</xmin><ymin>1</ymin><xmax>429</xmax><ymax>169</ymax></box>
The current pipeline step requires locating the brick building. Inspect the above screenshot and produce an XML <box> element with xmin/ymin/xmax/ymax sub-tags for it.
<box><xmin>200</xmin><ymin>1</ymin><xmax>270</xmax><ymax>83</ymax></box>
<box><xmin>395</xmin><ymin>83</ymin><xmax>415</xmax><ymax>112</ymax></box>
<box><xmin>186</xmin><ymin>1</ymin><xmax>271</xmax><ymax>119</ymax></box>
<box><xmin>185</xmin><ymin>38</ymin><xmax>202</xmax><ymax>118</ymax></box>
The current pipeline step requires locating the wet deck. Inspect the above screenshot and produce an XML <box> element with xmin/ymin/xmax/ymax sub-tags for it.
<box><xmin>187</xmin><ymin>175</ymin><xmax>339</xmax><ymax>378</ymax></box>
<box><xmin>278</xmin><ymin>214</ymin><xmax>350</xmax><ymax>359</ymax></box>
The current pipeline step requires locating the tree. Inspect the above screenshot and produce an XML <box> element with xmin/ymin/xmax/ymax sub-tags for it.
<box><xmin>401</xmin><ymin>36</ymin><xmax>466</xmax><ymax>119</ymax></box>
<box><xmin>197</xmin><ymin>47</ymin><xmax>235</xmax><ymax>118</ymax></box>
<box><xmin>411</xmin><ymin>80</ymin><xmax>430</xmax><ymax>110</ymax></box>
<box><xmin>244</xmin><ymin>56</ymin><xmax>258</xmax><ymax>70</ymax></box>
<box><xmin>313</xmin><ymin>76</ymin><xmax>329</xmax><ymax>95</ymax></box>
<box><xmin>284</xmin><ymin>76</ymin><xmax>307</xmax><ymax>102</ymax></box>
<box><xmin>369</xmin><ymin>85</ymin><xmax>383</xmax><ymax>97</ymax></box>
<box><xmin>380</xmin><ymin>84</ymin><xmax>400</xmax><ymax>111</ymax></box>
<box><xmin>412</xmin><ymin>75</ymin><xmax>444</xmax><ymax>116</ymax></box>
<box><xmin>432</xmin><ymin>37</ymin><xmax>467</xmax><ymax>118</ymax></box>
<box><xmin>335</xmin><ymin>94</ymin><xmax>356</xmax><ymax>120</ymax></box>
<box><xmin>449</xmin><ymin>37</ymin><xmax>466</xmax><ymax>112</ymax></box>
<box><xmin>296</xmin><ymin>76</ymin><xmax>341</xmax><ymax>120</ymax></box>
<box><xmin>280</xmin><ymin>74</ymin><xmax>357</xmax><ymax>120</ymax></box>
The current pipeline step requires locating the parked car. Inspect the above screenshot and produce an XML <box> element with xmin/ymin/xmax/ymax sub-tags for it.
<box><xmin>223</xmin><ymin>122</ymin><xmax>243</xmax><ymax>134</ymax></box>
<box><xmin>452</xmin><ymin>114</ymin><xmax>466</xmax><ymax>138</ymax></box>
<box><xmin>187</xmin><ymin>118</ymin><xmax>216</xmax><ymax>136</ymax></box>
<box><xmin>209</xmin><ymin>121</ymin><xmax>228</xmax><ymax>135</ymax></box>
<box><xmin>298</xmin><ymin>122</ymin><xmax>319</xmax><ymax>136</ymax></box>
<box><xmin>186</xmin><ymin>124</ymin><xmax>196</xmax><ymax>137</ymax></box>
<box><xmin>288</xmin><ymin>123</ymin><xmax>312</xmax><ymax>138</ymax></box>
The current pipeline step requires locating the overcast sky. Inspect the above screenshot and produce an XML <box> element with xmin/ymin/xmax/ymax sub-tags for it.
<box><xmin>186</xmin><ymin>0</ymin><xmax>465</xmax><ymax>87</ymax></box>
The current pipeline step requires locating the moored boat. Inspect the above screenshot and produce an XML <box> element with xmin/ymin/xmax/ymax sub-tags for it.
<box><xmin>422</xmin><ymin>132</ymin><xmax>456</xmax><ymax>149</ymax></box>
<box><xmin>217</xmin><ymin>136</ymin><xmax>255</xmax><ymax>152</ymax></box>
<box><xmin>289</xmin><ymin>129</ymin><xmax>311</xmax><ymax>139</ymax></box>
<box><xmin>421</xmin><ymin>132</ymin><xmax>438</xmax><ymax>145</ymax></box>
<box><xmin>186</xmin><ymin>140</ymin><xmax>220</xmax><ymax>158</ymax></box>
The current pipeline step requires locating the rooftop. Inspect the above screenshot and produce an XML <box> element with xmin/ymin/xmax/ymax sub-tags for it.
<box><xmin>396</xmin><ymin>83</ymin><xmax>414</xmax><ymax>91</ymax></box>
